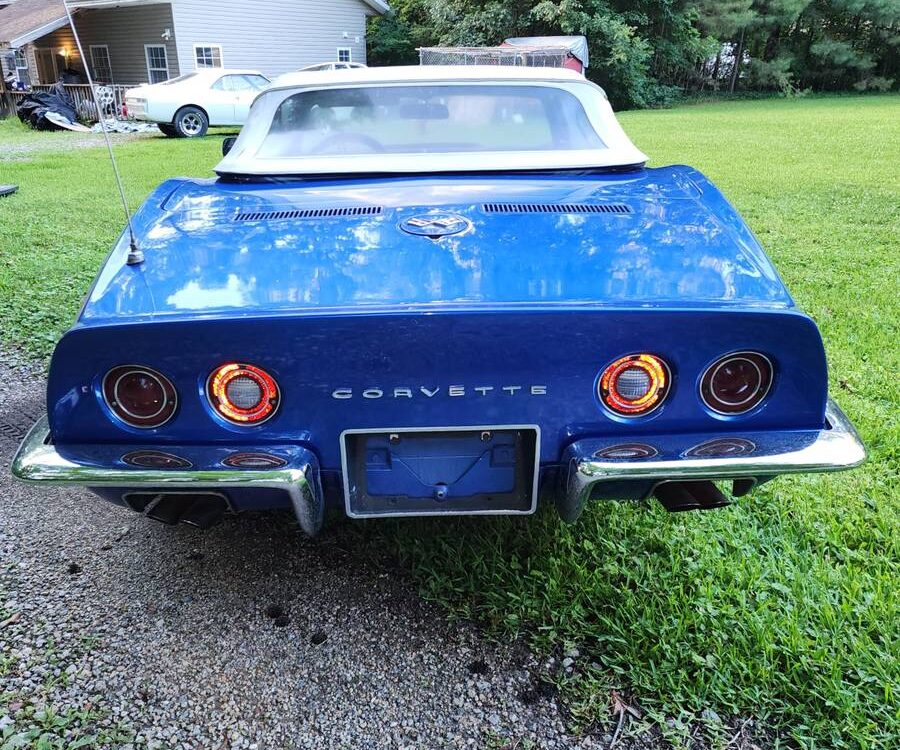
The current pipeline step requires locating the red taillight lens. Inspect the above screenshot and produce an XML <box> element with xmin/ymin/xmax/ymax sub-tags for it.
<box><xmin>103</xmin><ymin>366</ymin><xmax>177</xmax><ymax>428</ymax></box>
<box><xmin>599</xmin><ymin>354</ymin><xmax>670</xmax><ymax>416</ymax></box>
<box><xmin>208</xmin><ymin>363</ymin><xmax>279</xmax><ymax>424</ymax></box>
<box><xmin>700</xmin><ymin>351</ymin><xmax>773</xmax><ymax>415</ymax></box>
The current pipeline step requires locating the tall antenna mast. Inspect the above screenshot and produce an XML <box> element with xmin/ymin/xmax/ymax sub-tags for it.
<box><xmin>61</xmin><ymin>0</ymin><xmax>143</xmax><ymax>265</ymax></box>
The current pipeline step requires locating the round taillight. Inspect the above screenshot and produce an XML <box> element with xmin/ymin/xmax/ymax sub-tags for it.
<box><xmin>208</xmin><ymin>363</ymin><xmax>280</xmax><ymax>424</ymax></box>
<box><xmin>599</xmin><ymin>354</ymin><xmax>671</xmax><ymax>417</ymax></box>
<box><xmin>103</xmin><ymin>366</ymin><xmax>177</xmax><ymax>428</ymax></box>
<box><xmin>700</xmin><ymin>352</ymin><xmax>773</xmax><ymax>415</ymax></box>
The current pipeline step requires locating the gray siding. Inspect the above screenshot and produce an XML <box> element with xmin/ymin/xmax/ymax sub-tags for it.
<box><xmin>170</xmin><ymin>0</ymin><xmax>375</xmax><ymax>78</ymax></box>
<box><xmin>71</xmin><ymin>4</ymin><xmax>179</xmax><ymax>84</ymax></box>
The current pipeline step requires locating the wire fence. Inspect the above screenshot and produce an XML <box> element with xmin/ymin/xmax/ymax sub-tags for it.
<box><xmin>418</xmin><ymin>46</ymin><xmax>573</xmax><ymax>69</ymax></box>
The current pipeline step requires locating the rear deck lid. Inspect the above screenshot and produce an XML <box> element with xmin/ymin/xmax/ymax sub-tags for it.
<box><xmin>80</xmin><ymin>167</ymin><xmax>792</xmax><ymax>324</ymax></box>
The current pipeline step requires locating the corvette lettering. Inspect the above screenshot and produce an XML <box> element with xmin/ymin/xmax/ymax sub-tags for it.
<box><xmin>332</xmin><ymin>386</ymin><xmax>548</xmax><ymax>399</ymax></box>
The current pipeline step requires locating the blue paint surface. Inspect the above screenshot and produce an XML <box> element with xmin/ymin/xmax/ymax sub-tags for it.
<box><xmin>44</xmin><ymin>164</ymin><xmax>833</xmax><ymax>512</ymax></box>
<box><xmin>79</xmin><ymin>166</ymin><xmax>792</xmax><ymax>325</ymax></box>
<box><xmin>48</xmin><ymin>308</ymin><xmax>828</xmax><ymax>468</ymax></box>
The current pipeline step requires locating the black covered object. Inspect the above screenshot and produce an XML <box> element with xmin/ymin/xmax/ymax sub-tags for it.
<box><xmin>16</xmin><ymin>81</ymin><xmax>79</xmax><ymax>130</ymax></box>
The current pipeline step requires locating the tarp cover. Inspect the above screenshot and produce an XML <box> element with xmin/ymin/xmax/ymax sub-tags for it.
<box><xmin>503</xmin><ymin>36</ymin><xmax>589</xmax><ymax>68</ymax></box>
<box><xmin>15</xmin><ymin>81</ymin><xmax>80</xmax><ymax>130</ymax></box>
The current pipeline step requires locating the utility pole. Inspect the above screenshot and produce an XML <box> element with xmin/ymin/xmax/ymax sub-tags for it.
<box><xmin>729</xmin><ymin>28</ymin><xmax>745</xmax><ymax>94</ymax></box>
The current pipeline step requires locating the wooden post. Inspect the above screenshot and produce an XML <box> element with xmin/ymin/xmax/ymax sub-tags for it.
<box><xmin>0</xmin><ymin>74</ymin><xmax>16</xmax><ymax>119</ymax></box>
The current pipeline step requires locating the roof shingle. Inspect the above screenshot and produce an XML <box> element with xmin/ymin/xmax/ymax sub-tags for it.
<box><xmin>0</xmin><ymin>0</ymin><xmax>67</xmax><ymax>47</ymax></box>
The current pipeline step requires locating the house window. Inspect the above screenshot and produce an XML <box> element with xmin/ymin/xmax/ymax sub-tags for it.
<box><xmin>89</xmin><ymin>45</ymin><xmax>112</xmax><ymax>82</ymax></box>
<box><xmin>194</xmin><ymin>44</ymin><xmax>223</xmax><ymax>69</ymax></box>
<box><xmin>337</xmin><ymin>47</ymin><xmax>352</xmax><ymax>63</ymax></box>
<box><xmin>144</xmin><ymin>45</ymin><xmax>169</xmax><ymax>84</ymax></box>
<box><xmin>14</xmin><ymin>48</ymin><xmax>29</xmax><ymax>84</ymax></box>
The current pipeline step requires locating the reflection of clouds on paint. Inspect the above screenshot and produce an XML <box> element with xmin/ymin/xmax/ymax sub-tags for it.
<box><xmin>166</xmin><ymin>274</ymin><xmax>255</xmax><ymax>309</ymax></box>
<box><xmin>172</xmin><ymin>211</ymin><xmax>223</xmax><ymax>233</ymax></box>
<box><xmin>352</xmin><ymin>224</ymin><xmax>381</xmax><ymax>251</ymax></box>
<box><xmin>146</xmin><ymin>223</ymin><xmax>177</xmax><ymax>241</ymax></box>
<box><xmin>557</xmin><ymin>214</ymin><xmax>586</xmax><ymax>229</ymax></box>
<box><xmin>441</xmin><ymin>238</ymin><xmax>480</xmax><ymax>273</ymax></box>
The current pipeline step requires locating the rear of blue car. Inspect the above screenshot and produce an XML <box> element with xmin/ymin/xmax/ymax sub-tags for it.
<box><xmin>14</xmin><ymin>234</ymin><xmax>864</xmax><ymax>535</ymax></box>
<box><xmin>10</xmin><ymin>68</ymin><xmax>865</xmax><ymax>533</ymax></box>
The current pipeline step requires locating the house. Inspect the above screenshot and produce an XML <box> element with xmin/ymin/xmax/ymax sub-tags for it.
<box><xmin>0</xmin><ymin>0</ymin><xmax>389</xmax><ymax>87</ymax></box>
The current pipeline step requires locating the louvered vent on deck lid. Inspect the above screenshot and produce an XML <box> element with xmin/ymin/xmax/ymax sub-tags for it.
<box><xmin>234</xmin><ymin>206</ymin><xmax>383</xmax><ymax>222</ymax></box>
<box><xmin>483</xmin><ymin>203</ymin><xmax>633</xmax><ymax>215</ymax></box>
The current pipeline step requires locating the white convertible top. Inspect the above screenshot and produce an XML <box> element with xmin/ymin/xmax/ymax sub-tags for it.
<box><xmin>216</xmin><ymin>66</ymin><xmax>648</xmax><ymax>176</ymax></box>
<box><xmin>271</xmin><ymin>65</ymin><xmax>588</xmax><ymax>88</ymax></box>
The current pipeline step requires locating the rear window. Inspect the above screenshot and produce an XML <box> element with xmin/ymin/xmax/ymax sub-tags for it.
<box><xmin>258</xmin><ymin>84</ymin><xmax>605</xmax><ymax>158</ymax></box>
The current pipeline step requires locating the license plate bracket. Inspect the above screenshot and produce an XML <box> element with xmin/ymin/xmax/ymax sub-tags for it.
<box><xmin>341</xmin><ymin>425</ymin><xmax>540</xmax><ymax>518</ymax></box>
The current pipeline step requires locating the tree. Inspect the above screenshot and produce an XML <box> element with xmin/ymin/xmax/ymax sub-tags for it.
<box><xmin>367</xmin><ymin>0</ymin><xmax>435</xmax><ymax>66</ymax></box>
<box><xmin>365</xmin><ymin>0</ymin><xmax>898</xmax><ymax>106</ymax></box>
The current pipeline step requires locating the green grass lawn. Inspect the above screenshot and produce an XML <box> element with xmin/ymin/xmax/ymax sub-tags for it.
<box><xmin>1</xmin><ymin>95</ymin><xmax>898</xmax><ymax>748</ymax></box>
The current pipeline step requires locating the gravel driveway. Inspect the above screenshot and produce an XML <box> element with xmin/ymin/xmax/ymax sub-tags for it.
<box><xmin>0</xmin><ymin>355</ymin><xmax>592</xmax><ymax>749</ymax></box>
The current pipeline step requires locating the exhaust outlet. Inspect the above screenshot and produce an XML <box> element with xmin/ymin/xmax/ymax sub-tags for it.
<box><xmin>655</xmin><ymin>480</ymin><xmax>731</xmax><ymax>512</ymax></box>
<box><xmin>128</xmin><ymin>492</ymin><xmax>228</xmax><ymax>528</ymax></box>
<box><xmin>181</xmin><ymin>494</ymin><xmax>227</xmax><ymax>529</ymax></box>
<box><xmin>145</xmin><ymin>494</ymin><xmax>186</xmax><ymax>525</ymax></box>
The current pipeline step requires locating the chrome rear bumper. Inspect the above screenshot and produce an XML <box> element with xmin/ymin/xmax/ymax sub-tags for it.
<box><xmin>11</xmin><ymin>415</ymin><xmax>324</xmax><ymax>536</ymax></box>
<box><xmin>559</xmin><ymin>399</ymin><xmax>865</xmax><ymax>521</ymax></box>
<box><xmin>12</xmin><ymin>400</ymin><xmax>864</xmax><ymax>531</ymax></box>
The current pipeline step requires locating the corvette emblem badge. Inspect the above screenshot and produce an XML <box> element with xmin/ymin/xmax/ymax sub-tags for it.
<box><xmin>400</xmin><ymin>212</ymin><xmax>472</xmax><ymax>238</ymax></box>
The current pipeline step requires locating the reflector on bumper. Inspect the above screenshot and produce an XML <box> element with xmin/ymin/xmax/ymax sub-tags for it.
<box><xmin>11</xmin><ymin>415</ymin><xmax>324</xmax><ymax>536</ymax></box>
<box><xmin>558</xmin><ymin>398</ymin><xmax>865</xmax><ymax>522</ymax></box>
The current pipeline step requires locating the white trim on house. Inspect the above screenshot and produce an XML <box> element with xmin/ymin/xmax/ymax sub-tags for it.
<box><xmin>337</xmin><ymin>47</ymin><xmax>352</xmax><ymax>63</ymax></box>
<box><xmin>8</xmin><ymin>16</ymin><xmax>69</xmax><ymax>48</ymax></box>
<box><xmin>69</xmin><ymin>0</ymin><xmax>170</xmax><ymax>6</ymax></box>
<box><xmin>144</xmin><ymin>43</ymin><xmax>169</xmax><ymax>84</ymax></box>
<box><xmin>193</xmin><ymin>43</ymin><xmax>223</xmax><ymax>69</ymax></box>
<box><xmin>89</xmin><ymin>44</ymin><xmax>113</xmax><ymax>82</ymax></box>
<box><xmin>360</xmin><ymin>0</ymin><xmax>390</xmax><ymax>13</ymax></box>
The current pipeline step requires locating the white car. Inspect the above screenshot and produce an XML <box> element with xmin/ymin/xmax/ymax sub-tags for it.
<box><xmin>125</xmin><ymin>69</ymin><xmax>270</xmax><ymax>138</ymax></box>
<box><xmin>299</xmin><ymin>62</ymin><xmax>367</xmax><ymax>71</ymax></box>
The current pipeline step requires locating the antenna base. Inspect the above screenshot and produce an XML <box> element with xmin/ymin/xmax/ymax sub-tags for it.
<box><xmin>126</xmin><ymin>238</ymin><xmax>144</xmax><ymax>266</ymax></box>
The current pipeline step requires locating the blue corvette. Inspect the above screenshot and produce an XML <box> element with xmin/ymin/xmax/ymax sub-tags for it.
<box><xmin>12</xmin><ymin>66</ymin><xmax>865</xmax><ymax>535</ymax></box>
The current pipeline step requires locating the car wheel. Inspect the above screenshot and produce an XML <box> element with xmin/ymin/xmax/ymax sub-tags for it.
<box><xmin>157</xmin><ymin>123</ymin><xmax>178</xmax><ymax>137</ymax></box>
<box><xmin>173</xmin><ymin>106</ymin><xmax>208</xmax><ymax>138</ymax></box>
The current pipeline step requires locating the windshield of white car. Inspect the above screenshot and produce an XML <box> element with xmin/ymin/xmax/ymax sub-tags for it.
<box><xmin>258</xmin><ymin>84</ymin><xmax>606</xmax><ymax>158</ymax></box>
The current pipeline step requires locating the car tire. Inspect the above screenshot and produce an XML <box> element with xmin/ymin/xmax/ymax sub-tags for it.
<box><xmin>173</xmin><ymin>106</ymin><xmax>208</xmax><ymax>138</ymax></box>
<box><xmin>157</xmin><ymin>123</ymin><xmax>178</xmax><ymax>138</ymax></box>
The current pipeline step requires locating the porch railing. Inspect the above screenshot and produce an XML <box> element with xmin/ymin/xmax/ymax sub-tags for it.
<box><xmin>1</xmin><ymin>83</ymin><xmax>137</xmax><ymax>122</ymax></box>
